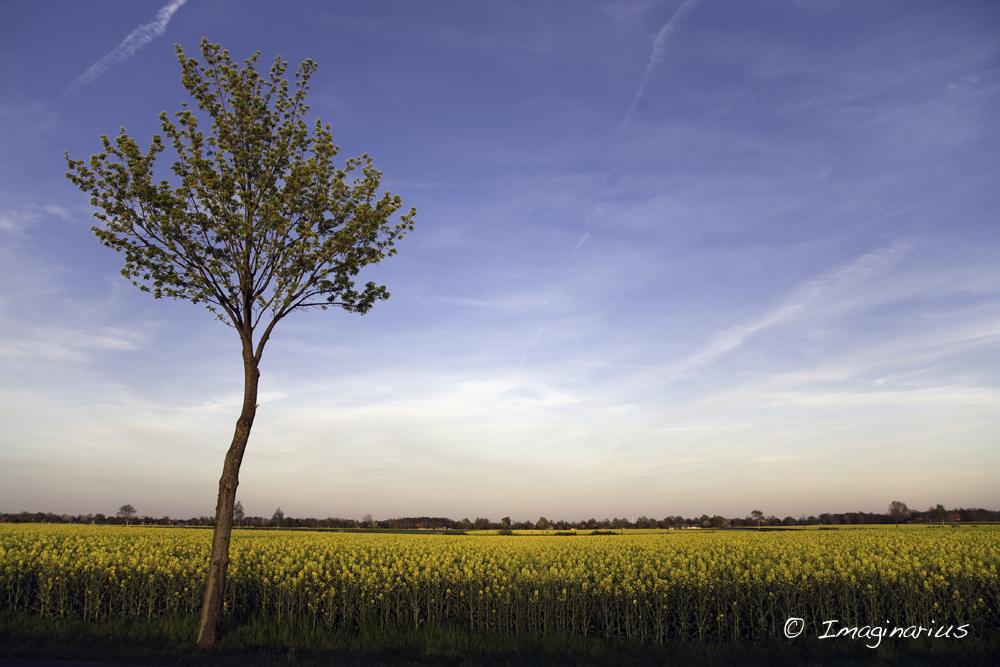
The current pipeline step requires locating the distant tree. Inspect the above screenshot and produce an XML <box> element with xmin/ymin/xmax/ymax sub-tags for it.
<box><xmin>65</xmin><ymin>39</ymin><xmax>415</xmax><ymax>648</ymax></box>
<box><xmin>457</xmin><ymin>518</ymin><xmax>473</xmax><ymax>530</ymax></box>
<box><xmin>271</xmin><ymin>507</ymin><xmax>284</xmax><ymax>527</ymax></box>
<box><xmin>117</xmin><ymin>504</ymin><xmax>137</xmax><ymax>526</ymax></box>
<box><xmin>933</xmin><ymin>503</ymin><xmax>948</xmax><ymax>525</ymax></box>
<box><xmin>673</xmin><ymin>515</ymin><xmax>685</xmax><ymax>528</ymax></box>
<box><xmin>536</xmin><ymin>516</ymin><xmax>551</xmax><ymax>530</ymax></box>
<box><xmin>362</xmin><ymin>513</ymin><xmax>374</xmax><ymax>528</ymax></box>
<box><xmin>498</xmin><ymin>516</ymin><xmax>513</xmax><ymax>535</ymax></box>
<box><xmin>711</xmin><ymin>515</ymin><xmax>727</xmax><ymax>528</ymax></box>
<box><xmin>783</xmin><ymin>516</ymin><xmax>797</xmax><ymax>526</ymax></box>
<box><xmin>750</xmin><ymin>509</ymin><xmax>764</xmax><ymax>531</ymax></box>
<box><xmin>233</xmin><ymin>501</ymin><xmax>244</xmax><ymax>527</ymax></box>
<box><xmin>888</xmin><ymin>501</ymin><xmax>910</xmax><ymax>528</ymax></box>
<box><xmin>473</xmin><ymin>517</ymin><xmax>490</xmax><ymax>530</ymax></box>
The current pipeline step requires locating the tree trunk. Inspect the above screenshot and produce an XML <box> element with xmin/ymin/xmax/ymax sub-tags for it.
<box><xmin>196</xmin><ymin>342</ymin><xmax>259</xmax><ymax>648</ymax></box>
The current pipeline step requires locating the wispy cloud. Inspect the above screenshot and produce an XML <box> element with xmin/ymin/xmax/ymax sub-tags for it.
<box><xmin>624</xmin><ymin>0</ymin><xmax>702</xmax><ymax>126</ymax></box>
<box><xmin>0</xmin><ymin>210</ymin><xmax>35</xmax><ymax>234</ymax></box>
<box><xmin>0</xmin><ymin>205</ymin><xmax>71</xmax><ymax>235</ymax></box>
<box><xmin>0</xmin><ymin>326</ymin><xmax>143</xmax><ymax>364</ymax></box>
<box><xmin>566</xmin><ymin>204</ymin><xmax>603</xmax><ymax>261</ymax></box>
<box><xmin>517</xmin><ymin>329</ymin><xmax>545</xmax><ymax>370</ymax></box>
<box><xmin>674</xmin><ymin>240</ymin><xmax>914</xmax><ymax>372</ymax></box>
<box><xmin>64</xmin><ymin>0</ymin><xmax>188</xmax><ymax>96</ymax></box>
<box><xmin>565</xmin><ymin>232</ymin><xmax>590</xmax><ymax>262</ymax></box>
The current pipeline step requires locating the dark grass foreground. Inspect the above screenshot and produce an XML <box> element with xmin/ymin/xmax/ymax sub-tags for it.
<box><xmin>1</xmin><ymin>613</ymin><xmax>998</xmax><ymax>667</ymax></box>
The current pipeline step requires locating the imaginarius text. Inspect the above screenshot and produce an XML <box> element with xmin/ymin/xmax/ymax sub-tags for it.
<box><xmin>818</xmin><ymin>619</ymin><xmax>969</xmax><ymax>649</ymax></box>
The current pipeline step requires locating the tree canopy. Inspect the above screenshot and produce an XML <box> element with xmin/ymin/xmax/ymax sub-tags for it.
<box><xmin>888</xmin><ymin>500</ymin><xmax>910</xmax><ymax>527</ymax></box>
<box><xmin>65</xmin><ymin>39</ymin><xmax>415</xmax><ymax>363</ymax></box>
<box><xmin>116</xmin><ymin>504</ymin><xmax>137</xmax><ymax>526</ymax></box>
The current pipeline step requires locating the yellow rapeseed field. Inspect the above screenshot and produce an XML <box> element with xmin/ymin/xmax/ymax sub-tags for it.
<box><xmin>1</xmin><ymin>524</ymin><xmax>997</xmax><ymax>643</ymax></box>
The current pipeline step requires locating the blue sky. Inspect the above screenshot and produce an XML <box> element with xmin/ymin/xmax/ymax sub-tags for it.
<box><xmin>1</xmin><ymin>0</ymin><xmax>997</xmax><ymax>522</ymax></box>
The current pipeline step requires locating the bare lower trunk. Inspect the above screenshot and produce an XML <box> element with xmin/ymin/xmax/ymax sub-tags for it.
<box><xmin>196</xmin><ymin>344</ymin><xmax>259</xmax><ymax>648</ymax></box>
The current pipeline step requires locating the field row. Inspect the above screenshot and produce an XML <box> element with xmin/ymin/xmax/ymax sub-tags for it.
<box><xmin>1</xmin><ymin>525</ymin><xmax>997</xmax><ymax>643</ymax></box>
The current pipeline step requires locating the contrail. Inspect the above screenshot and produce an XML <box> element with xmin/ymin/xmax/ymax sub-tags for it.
<box><xmin>565</xmin><ymin>232</ymin><xmax>590</xmax><ymax>262</ymax></box>
<box><xmin>64</xmin><ymin>0</ymin><xmax>189</xmax><ymax>96</ymax></box>
<box><xmin>674</xmin><ymin>241</ymin><xmax>914</xmax><ymax>372</ymax></box>
<box><xmin>623</xmin><ymin>0</ymin><xmax>702</xmax><ymax>127</ymax></box>
<box><xmin>516</xmin><ymin>329</ymin><xmax>544</xmax><ymax>371</ymax></box>
<box><xmin>566</xmin><ymin>204</ymin><xmax>602</xmax><ymax>262</ymax></box>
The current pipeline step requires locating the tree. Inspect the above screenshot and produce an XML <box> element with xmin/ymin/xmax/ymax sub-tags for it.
<box><xmin>750</xmin><ymin>509</ymin><xmax>764</xmax><ymax>531</ymax></box>
<box><xmin>271</xmin><ymin>507</ymin><xmax>285</xmax><ymax>527</ymax></box>
<box><xmin>888</xmin><ymin>501</ymin><xmax>910</xmax><ymax>528</ymax></box>
<box><xmin>933</xmin><ymin>503</ymin><xmax>947</xmax><ymax>526</ymax></box>
<box><xmin>117</xmin><ymin>503</ymin><xmax>137</xmax><ymax>526</ymax></box>
<box><xmin>536</xmin><ymin>516</ymin><xmax>551</xmax><ymax>531</ymax></box>
<box><xmin>233</xmin><ymin>500</ymin><xmax>244</xmax><ymax>527</ymax></box>
<box><xmin>65</xmin><ymin>40</ymin><xmax>415</xmax><ymax>648</ymax></box>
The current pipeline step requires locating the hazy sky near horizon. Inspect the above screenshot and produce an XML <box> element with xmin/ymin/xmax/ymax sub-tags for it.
<box><xmin>1</xmin><ymin>0</ymin><xmax>998</xmax><ymax>522</ymax></box>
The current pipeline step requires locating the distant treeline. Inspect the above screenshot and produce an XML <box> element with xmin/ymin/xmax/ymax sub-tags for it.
<box><xmin>1</xmin><ymin>507</ymin><xmax>997</xmax><ymax>528</ymax></box>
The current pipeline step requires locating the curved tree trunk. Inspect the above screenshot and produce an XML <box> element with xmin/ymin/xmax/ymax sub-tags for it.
<box><xmin>196</xmin><ymin>342</ymin><xmax>259</xmax><ymax>648</ymax></box>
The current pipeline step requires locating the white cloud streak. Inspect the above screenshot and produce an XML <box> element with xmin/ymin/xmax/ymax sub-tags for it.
<box><xmin>565</xmin><ymin>232</ymin><xmax>590</xmax><ymax>261</ymax></box>
<box><xmin>675</xmin><ymin>240</ymin><xmax>914</xmax><ymax>372</ymax></box>
<box><xmin>64</xmin><ymin>0</ymin><xmax>188</xmax><ymax>96</ymax></box>
<box><xmin>0</xmin><ymin>206</ymin><xmax>72</xmax><ymax>235</ymax></box>
<box><xmin>516</xmin><ymin>329</ymin><xmax>545</xmax><ymax>371</ymax></box>
<box><xmin>0</xmin><ymin>327</ymin><xmax>143</xmax><ymax>364</ymax></box>
<box><xmin>624</xmin><ymin>0</ymin><xmax>702</xmax><ymax>127</ymax></box>
<box><xmin>0</xmin><ymin>210</ymin><xmax>35</xmax><ymax>234</ymax></box>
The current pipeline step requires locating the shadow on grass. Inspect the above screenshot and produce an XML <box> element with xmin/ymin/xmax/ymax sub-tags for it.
<box><xmin>1</xmin><ymin>612</ymin><xmax>997</xmax><ymax>667</ymax></box>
